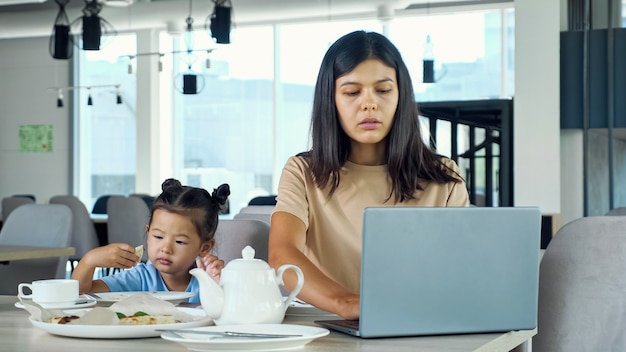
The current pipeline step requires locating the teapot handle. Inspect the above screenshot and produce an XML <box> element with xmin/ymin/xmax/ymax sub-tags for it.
<box><xmin>276</xmin><ymin>264</ymin><xmax>304</xmax><ymax>307</ymax></box>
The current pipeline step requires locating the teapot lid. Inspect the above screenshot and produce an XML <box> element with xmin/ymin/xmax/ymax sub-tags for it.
<box><xmin>224</xmin><ymin>245</ymin><xmax>271</xmax><ymax>271</ymax></box>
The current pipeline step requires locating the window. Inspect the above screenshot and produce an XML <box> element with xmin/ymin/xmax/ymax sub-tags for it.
<box><xmin>75</xmin><ymin>5</ymin><xmax>515</xmax><ymax>214</ymax></box>
<box><xmin>76</xmin><ymin>34</ymin><xmax>137</xmax><ymax>210</ymax></box>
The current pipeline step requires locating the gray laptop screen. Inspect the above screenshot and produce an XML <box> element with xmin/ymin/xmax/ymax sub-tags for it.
<box><xmin>358</xmin><ymin>207</ymin><xmax>540</xmax><ymax>338</ymax></box>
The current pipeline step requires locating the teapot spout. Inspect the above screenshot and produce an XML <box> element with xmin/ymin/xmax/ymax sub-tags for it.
<box><xmin>190</xmin><ymin>268</ymin><xmax>224</xmax><ymax>319</ymax></box>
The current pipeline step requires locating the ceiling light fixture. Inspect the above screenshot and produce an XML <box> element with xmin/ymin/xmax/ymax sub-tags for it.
<box><xmin>56</xmin><ymin>89</ymin><xmax>64</xmax><ymax>107</ymax></box>
<box><xmin>49</xmin><ymin>84</ymin><xmax>122</xmax><ymax>108</ymax></box>
<box><xmin>206</xmin><ymin>0</ymin><xmax>232</xmax><ymax>44</ymax></box>
<box><xmin>49</xmin><ymin>0</ymin><xmax>73</xmax><ymax>59</ymax></box>
<box><xmin>71</xmin><ymin>0</ymin><xmax>117</xmax><ymax>51</ymax></box>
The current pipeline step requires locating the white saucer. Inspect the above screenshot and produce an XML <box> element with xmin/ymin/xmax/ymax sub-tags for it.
<box><xmin>15</xmin><ymin>299</ymin><xmax>97</xmax><ymax>310</ymax></box>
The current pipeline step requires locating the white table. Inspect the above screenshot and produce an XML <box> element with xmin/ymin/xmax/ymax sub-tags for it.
<box><xmin>0</xmin><ymin>295</ymin><xmax>534</xmax><ymax>351</ymax></box>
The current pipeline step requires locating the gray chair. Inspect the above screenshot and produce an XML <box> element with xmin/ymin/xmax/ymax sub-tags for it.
<box><xmin>238</xmin><ymin>205</ymin><xmax>274</xmax><ymax>214</ymax></box>
<box><xmin>233</xmin><ymin>211</ymin><xmax>271</xmax><ymax>224</ymax></box>
<box><xmin>1</xmin><ymin>196</ymin><xmax>35</xmax><ymax>221</ymax></box>
<box><xmin>49</xmin><ymin>195</ymin><xmax>100</xmax><ymax>271</ymax></box>
<box><xmin>0</xmin><ymin>204</ymin><xmax>72</xmax><ymax>294</ymax></box>
<box><xmin>533</xmin><ymin>216</ymin><xmax>626</xmax><ymax>352</ymax></box>
<box><xmin>106</xmin><ymin>196</ymin><xmax>150</xmax><ymax>263</ymax></box>
<box><xmin>211</xmin><ymin>219</ymin><xmax>270</xmax><ymax>264</ymax></box>
<box><xmin>606</xmin><ymin>207</ymin><xmax>626</xmax><ymax>216</ymax></box>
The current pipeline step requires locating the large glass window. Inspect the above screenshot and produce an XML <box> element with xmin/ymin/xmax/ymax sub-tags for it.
<box><xmin>389</xmin><ymin>9</ymin><xmax>515</xmax><ymax>102</ymax></box>
<box><xmin>76</xmin><ymin>5</ymin><xmax>515</xmax><ymax>214</ymax></box>
<box><xmin>76</xmin><ymin>34</ymin><xmax>137</xmax><ymax>210</ymax></box>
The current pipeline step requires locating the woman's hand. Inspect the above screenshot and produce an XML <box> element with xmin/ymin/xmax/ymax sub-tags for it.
<box><xmin>196</xmin><ymin>254</ymin><xmax>224</xmax><ymax>283</ymax></box>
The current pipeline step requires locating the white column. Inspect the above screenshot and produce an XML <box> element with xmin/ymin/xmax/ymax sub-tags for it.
<box><xmin>135</xmin><ymin>29</ymin><xmax>162</xmax><ymax>195</ymax></box>
<box><xmin>513</xmin><ymin>0</ymin><xmax>561</xmax><ymax>214</ymax></box>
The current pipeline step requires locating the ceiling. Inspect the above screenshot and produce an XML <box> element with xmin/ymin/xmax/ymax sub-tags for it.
<box><xmin>0</xmin><ymin>0</ymin><xmax>491</xmax><ymax>39</ymax></box>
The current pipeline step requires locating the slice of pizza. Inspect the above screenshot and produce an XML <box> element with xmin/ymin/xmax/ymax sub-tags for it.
<box><xmin>119</xmin><ymin>314</ymin><xmax>176</xmax><ymax>325</ymax></box>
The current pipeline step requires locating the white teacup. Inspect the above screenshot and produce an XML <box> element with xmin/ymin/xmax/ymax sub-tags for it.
<box><xmin>18</xmin><ymin>279</ymin><xmax>79</xmax><ymax>308</ymax></box>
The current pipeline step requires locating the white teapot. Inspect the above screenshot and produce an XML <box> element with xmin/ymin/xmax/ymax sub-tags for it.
<box><xmin>190</xmin><ymin>245</ymin><xmax>304</xmax><ymax>325</ymax></box>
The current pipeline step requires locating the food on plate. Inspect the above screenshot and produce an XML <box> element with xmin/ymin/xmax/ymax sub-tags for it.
<box><xmin>46</xmin><ymin>311</ymin><xmax>176</xmax><ymax>325</ymax></box>
<box><xmin>47</xmin><ymin>315</ymin><xmax>80</xmax><ymax>324</ymax></box>
<box><xmin>135</xmin><ymin>245</ymin><xmax>144</xmax><ymax>261</ymax></box>
<box><xmin>117</xmin><ymin>311</ymin><xmax>176</xmax><ymax>325</ymax></box>
<box><xmin>43</xmin><ymin>293</ymin><xmax>198</xmax><ymax>326</ymax></box>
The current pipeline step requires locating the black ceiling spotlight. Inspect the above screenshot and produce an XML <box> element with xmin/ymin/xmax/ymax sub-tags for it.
<box><xmin>49</xmin><ymin>84</ymin><xmax>122</xmax><ymax>108</ymax></box>
<box><xmin>72</xmin><ymin>0</ymin><xmax>117</xmax><ymax>51</ymax></box>
<box><xmin>56</xmin><ymin>89</ymin><xmax>64</xmax><ymax>107</ymax></box>
<box><xmin>206</xmin><ymin>0</ymin><xmax>232</xmax><ymax>44</ymax></box>
<box><xmin>49</xmin><ymin>0</ymin><xmax>73</xmax><ymax>59</ymax></box>
<box><xmin>116</xmin><ymin>85</ymin><xmax>122</xmax><ymax>104</ymax></box>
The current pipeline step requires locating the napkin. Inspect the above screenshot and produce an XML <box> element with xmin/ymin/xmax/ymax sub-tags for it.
<box><xmin>50</xmin><ymin>293</ymin><xmax>200</xmax><ymax>325</ymax></box>
<box><xmin>108</xmin><ymin>292</ymin><xmax>197</xmax><ymax>322</ymax></box>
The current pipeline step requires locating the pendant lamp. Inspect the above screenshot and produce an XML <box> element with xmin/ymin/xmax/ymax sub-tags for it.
<box><xmin>206</xmin><ymin>0</ymin><xmax>232</xmax><ymax>44</ymax></box>
<box><xmin>72</xmin><ymin>0</ymin><xmax>117</xmax><ymax>51</ymax></box>
<box><xmin>49</xmin><ymin>0</ymin><xmax>73</xmax><ymax>59</ymax></box>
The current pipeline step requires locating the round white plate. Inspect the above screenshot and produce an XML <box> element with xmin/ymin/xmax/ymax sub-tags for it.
<box><xmin>90</xmin><ymin>291</ymin><xmax>196</xmax><ymax>306</ymax></box>
<box><xmin>161</xmin><ymin>324</ymin><xmax>329</xmax><ymax>351</ymax></box>
<box><xmin>29</xmin><ymin>307</ymin><xmax>211</xmax><ymax>339</ymax></box>
<box><xmin>15</xmin><ymin>299</ymin><xmax>96</xmax><ymax>310</ymax></box>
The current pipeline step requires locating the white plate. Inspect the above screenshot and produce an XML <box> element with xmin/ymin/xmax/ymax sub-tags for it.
<box><xmin>286</xmin><ymin>300</ymin><xmax>336</xmax><ymax>317</ymax></box>
<box><xmin>15</xmin><ymin>299</ymin><xmax>96</xmax><ymax>310</ymax></box>
<box><xmin>161</xmin><ymin>324</ymin><xmax>329</xmax><ymax>351</ymax></box>
<box><xmin>29</xmin><ymin>307</ymin><xmax>212</xmax><ymax>339</ymax></box>
<box><xmin>90</xmin><ymin>291</ymin><xmax>196</xmax><ymax>306</ymax></box>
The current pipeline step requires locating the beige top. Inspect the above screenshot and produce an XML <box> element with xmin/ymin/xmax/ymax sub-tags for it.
<box><xmin>274</xmin><ymin>156</ymin><xmax>470</xmax><ymax>294</ymax></box>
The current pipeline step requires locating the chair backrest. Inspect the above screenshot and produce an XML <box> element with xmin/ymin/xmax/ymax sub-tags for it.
<box><xmin>49</xmin><ymin>195</ymin><xmax>100</xmax><ymax>260</ymax></box>
<box><xmin>2</xmin><ymin>196</ymin><xmax>35</xmax><ymax>221</ymax></box>
<box><xmin>238</xmin><ymin>205</ymin><xmax>274</xmax><ymax>214</ymax></box>
<box><xmin>12</xmin><ymin>194</ymin><xmax>36</xmax><ymax>201</ymax></box>
<box><xmin>106</xmin><ymin>196</ymin><xmax>150</xmax><ymax>261</ymax></box>
<box><xmin>211</xmin><ymin>219</ymin><xmax>270</xmax><ymax>264</ymax></box>
<box><xmin>130</xmin><ymin>193</ymin><xmax>155</xmax><ymax>210</ymax></box>
<box><xmin>233</xmin><ymin>211</ymin><xmax>271</xmax><ymax>224</ymax></box>
<box><xmin>248</xmin><ymin>195</ymin><xmax>277</xmax><ymax>206</ymax></box>
<box><xmin>606</xmin><ymin>207</ymin><xmax>626</xmax><ymax>216</ymax></box>
<box><xmin>92</xmin><ymin>194</ymin><xmax>122</xmax><ymax>214</ymax></box>
<box><xmin>533</xmin><ymin>216</ymin><xmax>626</xmax><ymax>352</ymax></box>
<box><xmin>0</xmin><ymin>204</ymin><xmax>72</xmax><ymax>294</ymax></box>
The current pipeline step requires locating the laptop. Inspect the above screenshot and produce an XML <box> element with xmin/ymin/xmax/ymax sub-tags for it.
<box><xmin>315</xmin><ymin>206</ymin><xmax>541</xmax><ymax>338</ymax></box>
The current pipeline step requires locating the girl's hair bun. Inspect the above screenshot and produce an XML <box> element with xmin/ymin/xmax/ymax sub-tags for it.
<box><xmin>212</xmin><ymin>184</ymin><xmax>231</xmax><ymax>206</ymax></box>
<box><xmin>161</xmin><ymin>178</ymin><xmax>182</xmax><ymax>191</ymax></box>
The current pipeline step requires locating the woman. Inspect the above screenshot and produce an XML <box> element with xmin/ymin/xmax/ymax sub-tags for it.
<box><xmin>268</xmin><ymin>30</ymin><xmax>469</xmax><ymax>320</ymax></box>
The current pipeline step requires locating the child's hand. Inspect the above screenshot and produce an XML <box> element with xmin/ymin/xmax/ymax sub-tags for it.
<box><xmin>85</xmin><ymin>243</ymin><xmax>140</xmax><ymax>269</ymax></box>
<box><xmin>196</xmin><ymin>254</ymin><xmax>224</xmax><ymax>283</ymax></box>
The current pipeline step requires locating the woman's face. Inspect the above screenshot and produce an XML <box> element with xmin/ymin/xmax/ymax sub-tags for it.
<box><xmin>334</xmin><ymin>58</ymin><xmax>399</xmax><ymax>147</ymax></box>
<box><xmin>146</xmin><ymin>209</ymin><xmax>212</xmax><ymax>277</ymax></box>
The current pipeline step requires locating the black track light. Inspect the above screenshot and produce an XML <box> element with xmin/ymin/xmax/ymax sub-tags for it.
<box><xmin>56</xmin><ymin>89</ymin><xmax>64</xmax><ymax>107</ymax></box>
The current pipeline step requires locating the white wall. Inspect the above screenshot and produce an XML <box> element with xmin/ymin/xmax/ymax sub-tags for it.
<box><xmin>514</xmin><ymin>0</ymin><xmax>561</xmax><ymax>215</ymax></box>
<box><xmin>0</xmin><ymin>36</ymin><xmax>72</xmax><ymax>204</ymax></box>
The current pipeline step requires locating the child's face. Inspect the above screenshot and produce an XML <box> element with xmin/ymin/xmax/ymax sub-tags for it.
<box><xmin>146</xmin><ymin>209</ymin><xmax>212</xmax><ymax>276</ymax></box>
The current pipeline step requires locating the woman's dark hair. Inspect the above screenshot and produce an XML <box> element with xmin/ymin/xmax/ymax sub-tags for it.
<box><xmin>304</xmin><ymin>30</ymin><xmax>462</xmax><ymax>203</ymax></box>
<box><xmin>150</xmin><ymin>178</ymin><xmax>230</xmax><ymax>242</ymax></box>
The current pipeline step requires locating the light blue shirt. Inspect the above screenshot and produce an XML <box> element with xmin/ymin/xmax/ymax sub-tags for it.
<box><xmin>100</xmin><ymin>261</ymin><xmax>200</xmax><ymax>303</ymax></box>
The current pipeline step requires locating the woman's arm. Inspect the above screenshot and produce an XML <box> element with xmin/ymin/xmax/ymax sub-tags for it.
<box><xmin>269</xmin><ymin>211</ymin><xmax>360</xmax><ymax>320</ymax></box>
<box><xmin>71</xmin><ymin>243</ymin><xmax>139</xmax><ymax>293</ymax></box>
